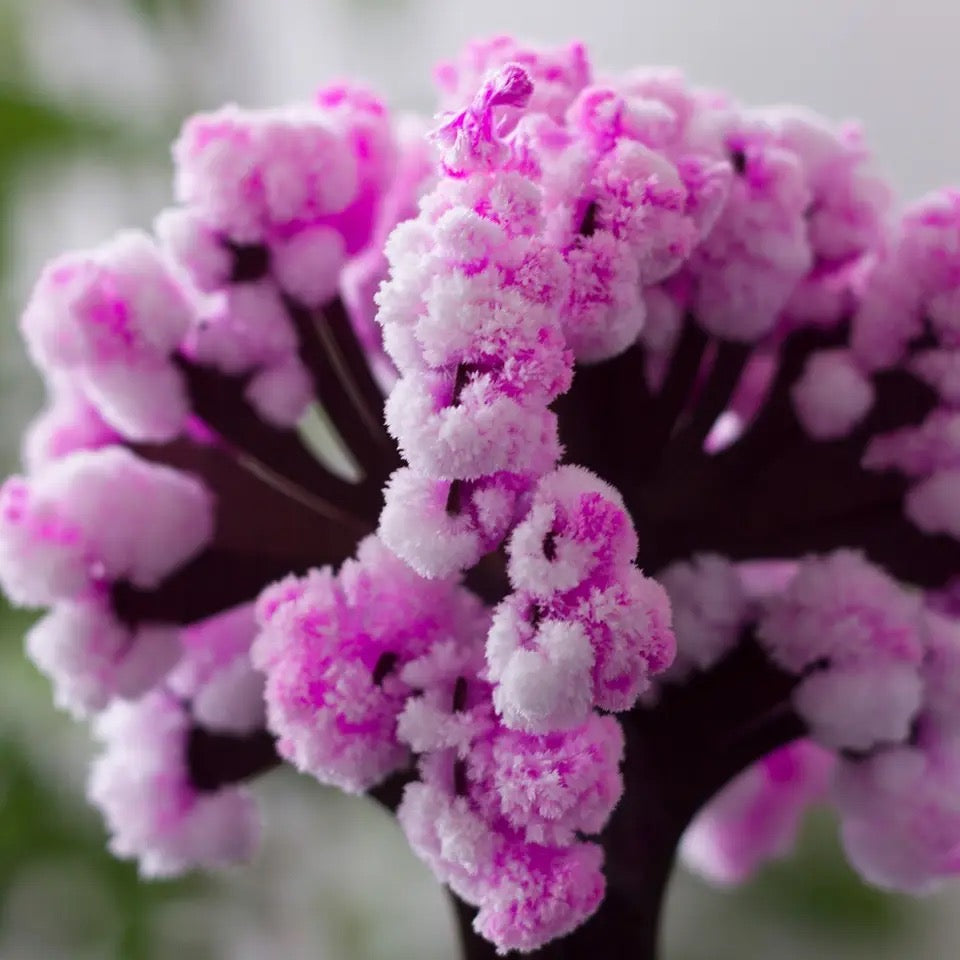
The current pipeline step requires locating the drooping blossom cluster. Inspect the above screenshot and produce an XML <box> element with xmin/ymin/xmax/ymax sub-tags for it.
<box><xmin>485</xmin><ymin>466</ymin><xmax>673</xmax><ymax>733</ymax></box>
<box><xmin>90</xmin><ymin>604</ymin><xmax>266</xmax><ymax>877</ymax></box>
<box><xmin>3</xmin><ymin>446</ymin><xmax>211</xmax><ymax>715</ymax></box>
<box><xmin>164</xmin><ymin>86</ymin><xmax>397</xmax><ymax>426</ymax></box>
<box><xmin>681</xmin><ymin>739</ymin><xmax>835</xmax><ymax>885</ymax></box>
<box><xmin>253</xmin><ymin>533</ymin><xmax>627</xmax><ymax>950</ymax></box>
<box><xmin>4</xmin><ymin>31</ymin><xmax>960</xmax><ymax>959</ymax></box>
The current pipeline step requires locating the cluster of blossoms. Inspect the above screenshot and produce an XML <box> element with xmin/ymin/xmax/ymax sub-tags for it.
<box><xmin>4</xmin><ymin>33</ymin><xmax>960</xmax><ymax>959</ymax></box>
<box><xmin>253</xmin><ymin>535</ymin><xmax>626</xmax><ymax>949</ymax></box>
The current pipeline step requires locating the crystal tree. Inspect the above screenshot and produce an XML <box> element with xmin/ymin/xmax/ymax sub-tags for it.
<box><xmin>4</xmin><ymin>35</ymin><xmax>960</xmax><ymax>959</ymax></box>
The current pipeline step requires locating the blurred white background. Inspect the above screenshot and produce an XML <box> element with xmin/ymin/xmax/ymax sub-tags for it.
<box><xmin>26</xmin><ymin>0</ymin><xmax>960</xmax><ymax>192</ymax></box>
<box><xmin>2</xmin><ymin>1</ymin><xmax>959</xmax><ymax>958</ymax></box>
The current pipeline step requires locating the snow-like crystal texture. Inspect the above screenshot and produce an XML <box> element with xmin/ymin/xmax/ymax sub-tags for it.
<box><xmin>488</xmin><ymin>465</ymin><xmax>675</xmax><ymax>732</ymax></box>
<box><xmin>252</xmin><ymin>536</ymin><xmax>488</xmax><ymax>793</ymax></box>
<box><xmin>26</xmin><ymin>600</ymin><xmax>181</xmax><ymax>718</ymax></box>
<box><xmin>659</xmin><ymin>553</ymin><xmax>750</xmax><ymax>679</ymax></box>
<box><xmin>435</xmin><ymin>36</ymin><xmax>591</xmax><ymax>122</ymax></box>
<box><xmin>9</xmin><ymin>29</ymin><xmax>960</xmax><ymax>959</ymax></box>
<box><xmin>165</xmin><ymin>84</ymin><xmax>398</xmax><ymax>424</ymax></box>
<box><xmin>169</xmin><ymin>603</ymin><xmax>266</xmax><ymax>735</ymax></box>
<box><xmin>395</xmin><ymin>634</ymin><xmax>623</xmax><ymax>953</ymax></box>
<box><xmin>853</xmin><ymin>191</ymin><xmax>960</xmax><ymax>541</ymax></box>
<box><xmin>377</xmin><ymin>63</ymin><xmax>578</xmax><ymax>583</ymax></box>
<box><xmin>0</xmin><ymin>446</ymin><xmax>212</xmax><ymax>608</ymax></box>
<box><xmin>0</xmin><ymin>445</ymin><xmax>212</xmax><ymax>714</ymax></box>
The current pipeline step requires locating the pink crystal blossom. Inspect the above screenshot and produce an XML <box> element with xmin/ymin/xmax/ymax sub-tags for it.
<box><xmin>26</xmin><ymin>599</ymin><xmax>181</xmax><ymax>718</ymax></box>
<box><xmin>682</xmin><ymin>740</ymin><xmax>835</xmax><ymax>884</ymax></box>
<box><xmin>87</xmin><ymin>604</ymin><xmax>275</xmax><ymax>875</ymax></box>
<box><xmin>88</xmin><ymin>688</ymin><xmax>260</xmax><ymax>878</ymax></box>
<box><xmin>659</xmin><ymin>553</ymin><xmax>750</xmax><ymax>679</ymax></box>
<box><xmin>20</xmin><ymin>231</ymin><xmax>194</xmax><ymax>442</ymax></box>
<box><xmin>8</xmin><ymin>32</ymin><xmax>960</xmax><ymax>960</ymax></box>
<box><xmin>791</xmin><ymin>348</ymin><xmax>874</xmax><ymax>439</ymax></box>
<box><xmin>834</xmin><ymin>728</ymin><xmax>960</xmax><ymax>893</ymax></box>
<box><xmin>0</xmin><ymin>446</ymin><xmax>212</xmax><ymax>607</ymax></box>
<box><xmin>685</xmin><ymin>118</ymin><xmax>813</xmax><ymax>341</ymax></box>
<box><xmin>165</xmin><ymin>85</ymin><xmax>397</xmax><ymax>425</ymax></box>
<box><xmin>435</xmin><ymin>36</ymin><xmax>591</xmax><ymax>122</ymax></box>
<box><xmin>487</xmin><ymin>465</ymin><xmax>675</xmax><ymax>731</ymax></box>
<box><xmin>394</xmin><ymin>635</ymin><xmax>622</xmax><ymax>953</ymax></box>
<box><xmin>252</xmin><ymin>535</ymin><xmax>487</xmax><ymax>793</ymax></box>
<box><xmin>758</xmin><ymin>551</ymin><xmax>926</xmax><ymax>750</ymax></box>
<box><xmin>22</xmin><ymin>376</ymin><xmax>119</xmax><ymax>472</ymax></box>
<box><xmin>169</xmin><ymin>603</ymin><xmax>266</xmax><ymax>734</ymax></box>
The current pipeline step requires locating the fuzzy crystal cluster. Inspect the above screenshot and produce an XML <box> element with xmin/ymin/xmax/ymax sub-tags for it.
<box><xmin>4</xmin><ymin>34</ymin><xmax>960</xmax><ymax>958</ymax></box>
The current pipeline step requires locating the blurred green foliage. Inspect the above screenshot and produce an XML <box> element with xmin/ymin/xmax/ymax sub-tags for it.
<box><xmin>0</xmin><ymin>595</ymin><xmax>206</xmax><ymax>960</ymax></box>
<box><xmin>0</xmin><ymin>88</ymin><xmax>127</xmax><ymax>263</ymax></box>
<box><xmin>665</xmin><ymin>807</ymin><xmax>925</xmax><ymax>960</ymax></box>
<box><xmin>0</xmin><ymin>0</ymin><xmax>159</xmax><ymax>287</ymax></box>
<box><xmin>739</xmin><ymin>809</ymin><xmax>916</xmax><ymax>940</ymax></box>
<box><xmin>128</xmin><ymin>0</ymin><xmax>203</xmax><ymax>24</ymax></box>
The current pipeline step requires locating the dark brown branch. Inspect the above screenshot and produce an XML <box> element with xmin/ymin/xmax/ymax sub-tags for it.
<box><xmin>463</xmin><ymin>549</ymin><xmax>510</xmax><ymax>606</ymax></box>
<box><xmin>187</xmin><ymin>727</ymin><xmax>281</xmax><ymax>792</ymax></box>
<box><xmin>116</xmin><ymin>438</ymin><xmax>373</xmax><ymax>625</ymax></box>
<box><xmin>226</xmin><ymin>241</ymin><xmax>271</xmax><ymax>283</ymax></box>
<box><xmin>679</xmin><ymin>339</ymin><xmax>751</xmax><ymax>446</ymax></box>
<box><xmin>368</xmin><ymin>768</ymin><xmax>418</xmax><ymax>812</ymax></box>
<box><xmin>641</xmin><ymin>315</ymin><xmax>709</xmax><ymax>470</ymax></box>
<box><xmin>710</xmin><ymin>325</ymin><xmax>842</xmax><ymax>471</ymax></box>
<box><xmin>112</xmin><ymin>550</ymin><xmax>306</xmax><ymax>627</ymax></box>
<box><xmin>555</xmin><ymin>341</ymin><xmax>656</xmax><ymax>486</ymax></box>
<box><xmin>645</xmin><ymin>368</ymin><xmax>946</xmax><ymax>585</ymax></box>
<box><xmin>613</xmin><ymin>319</ymin><xmax>948</xmax><ymax>588</ymax></box>
<box><xmin>175</xmin><ymin>356</ymin><xmax>377</xmax><ymax>516</ymax></box>
<box><xmin>286</xmin><ymin>295</ymin><xmax>399</xmax><ymax>487</ymax></box>
<box><xmin>135</xmin><ymin>437</ymin><xmax>370</xmax><ymax>544</ymax></box>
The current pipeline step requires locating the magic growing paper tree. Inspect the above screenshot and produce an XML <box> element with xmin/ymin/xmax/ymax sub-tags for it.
<box><xmin>4</xmin><ymin>35</ymin><xmax>960</xmax><ymax>959</ymax></box>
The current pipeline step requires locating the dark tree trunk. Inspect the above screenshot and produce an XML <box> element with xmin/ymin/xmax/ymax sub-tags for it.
<box><xmin>449</xmin><ymin>639</ymin><xmax>804</xmax><ymax>960</ymax></box>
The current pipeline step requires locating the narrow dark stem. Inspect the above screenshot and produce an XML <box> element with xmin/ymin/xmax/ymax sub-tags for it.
<box><xmin>642</xmin><ymin>315</ymin><xmax>709</xmax><ymax>471</ymax></box>
<box><xmin>285</xmin><ymin>295</ymin><xmax>399</xmax><ymax>488</ymax></box>
<box><xmin>187</xmin><ymin>727</ymin><xmax>281</xmax><ymax>792</ymax></box>
<box><xmin>710</xmin><ymin>326</ymin><xmax>839</xmax><ymax>473</ymax></box>
<box><xmin>322</xmin><ymin>297</ymin><xmax>396</xmax><ymax>445</ymax></box>
<box><xmin>135</xmin><ymin>438</ymin><xmax>370</xmax><ymax>549</ymax></box>
<box><xmin>176</xmin><ymin>356</ymin><xmax>377</xmax><ymax>515</ymax></box>
<box><xmin>677</xmin><ymin>339</ymin><xmax>751</xmax><ymax>447</ymax></box>
<box><xmin>116</xmin><ymin>438</ymin><xmax>374</xmax><ymax>626</ymax></box>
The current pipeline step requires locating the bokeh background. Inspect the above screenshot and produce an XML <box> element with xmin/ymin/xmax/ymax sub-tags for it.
<box><xmin>1</xmin><ymin>1</ymin><xmax>959</xmax><ymax>957</ymax></box>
